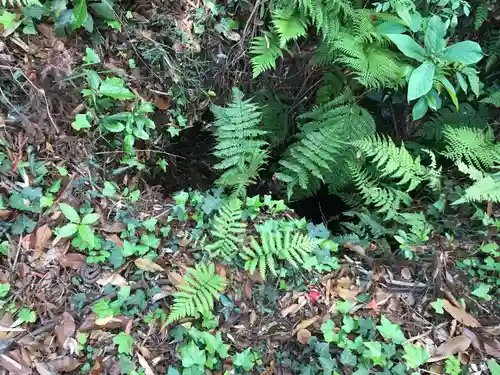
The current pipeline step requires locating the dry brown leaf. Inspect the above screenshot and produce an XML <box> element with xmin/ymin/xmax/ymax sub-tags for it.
<box><xmin>89</xmin><ymin>357</ymin><xmax>103</xmax><ymax>375</ymax></box>
<box><xmin>0</xmin><ymin>351</ymin><xmax>31</xmax><ymax>375</ymax></box>
<box><xmin>105</xmin><ymin>234</ymin><xmax>123</xmax><ymax>248</ymax></box>
<box><xmin>33</xmin><ymin>225</ymin><xmax>52</xmax><ymax>259</ymax></box>
<box><xmin>35</xmin><ymin>362</ymin><xmax>57</xmax><ymax>375</ymax></box>
<box><xmin>96</xmin><ymin>272</ymin><xmax>128</xmax><ymax>286</ymax></box>
<box><xmin>295</xmin><ymin>317</ymin><xmax>319</xmax><ymax>332</ymax></box>
<box><xmin>401</xmin><ymin>267</ymin><xmax>412</xmax><ymax>280</ymax></box>
<box><xmin>485</xmin><ymin>339</ymin><xmax>500</xmax><ymax>358</ymax></box>
<box><xmin>100</xmin><ymin>221</ymin><xmax>126</xmax><ymax>234</ymax></box>
<box><xmin>297</xmin><ymin>329</ymin><xmax>311</xmax><ymax>345</ymax></box>
<box><xmin>443</xmin><ymin>300</ymin><xmax>481</xmax><ymax>327</ymax></box>
<box><xmin>281</xmin><ymin>298</ymin><xmax>307</xmax><ymax>317</ymax></box>
<box><xmin>248</xmin><ymin>271</ymin><xmax>264</xmax><ymax>284</ymax></box>
<box><xmin>243</xmin><ymin>280</ymin><xmax>253</xmax><ymax>299</ymax></box>
<box><xmin>0</xmin><ymin>312</ymin><xmax>14</xmax><ymax>339</ymax></box>
<box><xmin>335</xmin><ymin>286</ymin><xmax>358</xmax><ymax>301</ymax></box>
<box><xmin>428</xmin><ymin>335</ymin><xmax>471</xmax><ymax>362</ymax></box>
<box><xmin>216</xmin><ymin>264</ymin><xmax>227</xmax><ymax>281</ymax></box>
<box><xmin>21</xmin><ymin>234</ymin><xmax>34</xmax><ymax>250</ymax></box>
<box><xmin>59</xmin><ymin>253</ymin><xmax>85</xmax><ymax>270</ymax></box>
<box><xmin>135</xmin><ymin>258</ymin><xmax>164</xmax><ymax>273</ymax></box>
<box><xmin>54</xmin><ymin>312</ymin><xmax>75</xmax><ymax>349</ymax></box>
<box><xmin>137</xmin><ymin>353</ymin><xmax>155</xmax><ymax>375</ymax></box>
<box><xmin>0</xmin><ymin>209</ymin><xmax>12</xmax><ymax>220</ymax></box>
<box><xmin>154</xmin><ymin>96</ymin><xmax>172</xmax><ymax>110</ymax></box>
<box><xmin>167</xmin><ymin>271</ymin><xmax>184</xmax><ymax>286</ymax></box>
<box><xmin>137</xmin><ymin>345</ymin><xmax>152</xmax><ymax>360</ymax></box>
<box><xmin>78</xmin><ymin>314</ymin><xmax>98</xmax><ymax>332</ymax></box>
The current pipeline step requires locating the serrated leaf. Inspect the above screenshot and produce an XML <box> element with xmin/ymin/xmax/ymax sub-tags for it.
<box><xmin>430</xmin><ymin>299</ymin><xmax>444</xmax><ymax>314</ymax></box>
<box><xmin>403</xmin><ymin>343</ymin><xmax>430</xmax><ymax>368</ymax></box>
<box><xmin>113</xmin><ymin>332</ymin><xmax>133</xmax><ymax>355</ymax></box>
<box><xmin>59</xmin><ymin>203</ymin><xmax>81</xmax><ymax>223</ymax></box>
<box><xmin>83</xmin><ymin>47</ymin><xmax>100</xmax><ymax>64</ymax></box>
<box><xmin>181</xmin><ymin>341</ymin><xmax>206</xmax><ymax>368</ymax></box>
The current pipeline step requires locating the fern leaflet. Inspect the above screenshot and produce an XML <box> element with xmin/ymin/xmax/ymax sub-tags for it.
<box><xmin>272</xmin><ymin>9</ymin><xmax>308</xmax><ymax>47</ymax></box>
<box><xmin>453</xmin><ymin>163</ymin><xmax>500</xmax><ymax>204</ymax></box>
<box><xmin>249</xmin><ymin>33</ymin><xmax>282</xmax><ymax>78</ymax></box>
<box><xmin>480</xmin><ymin>91</ymin><xmax>500</xmax><ymax>107</ymax></box>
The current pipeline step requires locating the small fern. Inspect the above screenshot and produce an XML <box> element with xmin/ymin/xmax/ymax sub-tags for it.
<box><xmin>205</xmin><ymin>199</ymin><xmax>246</xmax><ymax>258</ymax></box>
<box><xmin>272</xmin><ymin>8</ymin><xmax>308</xmax><ymax>47</ymax></box>
<box><xmin>1</xmin><ymin>0</ymin><xmax>39</xmax><ymax>6</ymax></box>
<box><xmin>485</xmin><ymin>30</ymin><xmax>500</xmax><ymax>72</ymax></box>
<box><xmin>211</xmin><ymin>88</ymin><xmax>269</xmax><ymax>195</ymax></box>
<box><xmin>442</xmin><ymin>126</ymin><xmax>500</xmax><ymax>170</ymax></box>
<box><xmin>166</xmin><ymin>263</ymin><xmax>226</xmax><ymax>324</ymax></box>
<box><xmin>249</xmin><ymin>33</ymin><xmax>282</xmax><ymax>78</ymax></box>
<box><xmin>240</xmin><ymin>227</ymin><xmax>317</xmax><ymax>279</ymax></box>
<box><xmin>474</xmin><ymin>2</ymin><xmax>489</xmax><ymax>30</ymax></box>
<box><xmin>481</xmin><ymin>91</ymin><xmax>500</xmax><ymax>107</ymax></box>
<box><xmin>453</xmin><ymin>163</ymin><xmax>500</xmax><ymax>205</ymax></box>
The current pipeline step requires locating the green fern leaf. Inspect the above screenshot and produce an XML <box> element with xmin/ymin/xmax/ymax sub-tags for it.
<box><xmin>453</xmin><ymin>163</ymin><xmax>500</xmax><ymax>204</ymax></box>
<box><xmin>272</xmin><ymin>8</ymin><xmax>308</xmax><ymax>47</ymax></box>
<box><xmin>166</xmin><ymin>264</ymin><xmax>226</xmax><ymax>324</ymax></box>
<box><xmin>205</xmin><ymin>199</ymin><xmax>246</xmax><ymax>258</ymax></box>
<box><xmin>249</xmin><ymin>33</ymin><xmax>282</xmax><ymax>78</ymax></box>
<box><xmin>474</xmin><ymin>2</ymin><xmax>488</xmax><ymax>30</ymax></box>
<box><xmin>481</xmin><ymin>91</ymin><xmax>500</xmax><ymax>107</ymax></box>
<box><xmin>1</xmin><ymin>0</ymin><xmax>39</xmax><ymax>6</ymax></box>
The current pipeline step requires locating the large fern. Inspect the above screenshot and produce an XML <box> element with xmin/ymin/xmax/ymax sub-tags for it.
<box><xmin>211</xmin><ymin>88</ymin><xmax>269</xmax><ymax>195</ymax></box>
<box><xmin>272</xmin><ymin>9</ymin><xmax>308</xmax><ymax>47</ymax></box>
<box><xmin>453</xmin><ymin>163</ymin><xmax>500</xmax><ymax>205</ymax></box>
<box><xmin>240</xmin><ymin>227</ymin><xmax>317</xmax><ymax>279</ymax></box>
<box><xmin>484</xmin><ymin>30</ymin><xmax>500</xmax><ymax>72</ymax></box>
<box><xmin>166</xmin><ymin>263</ymin><xmax>226</xmax><ymax>324</ymax></box>
<box><xmin>442</xmin><ymin>126</ymin><xmax>500</xmax><ymax>170</ymax></box>
<box><xmin>249</xmin><ymin>33</ymin><xmax>283</xmax><ymax>78</ymax></box>
<box><xmin>205</xmin><ymin>199</ymin><xmax>246</xmax><ymax>259</ymax></box>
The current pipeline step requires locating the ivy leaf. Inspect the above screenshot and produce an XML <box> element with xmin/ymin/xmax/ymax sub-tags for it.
<box><xmin>321</xmin><ymin>320</ymin><xmax>336</xmax><ymax>342</ymax></box>
<box><xmin>232</xmin><ymin>348</ymin><xmax>255</xmax><ymax>371</ymax></box>
<box><xmin>403</xmin><ymin>343</ymin><xmax>430</xmax><ymax>368</ymax></box>
<box><xmin>81</xmin><ymin>213</ymin><xmax>100</xmax><ymax>225</ymax></box>
<box><xmin>376</xmin><ymin>316</ymin><xmax>406</xmax><ymax>344</ymax></box>
<box><xmin>408</xmin><ymin>61</ymin><xmax>436</xmax><ymax>101</ymax></box>
<box><xmin>78</xmin><ymin>225</ymin><xmax>95</xmax><ymax>247</ymax></box>
<box><xmin>430</xmin><ymin>299</ymin><xmax>444</xmax><ymax>314</ymax></box>
<box><xmin>471</xmin><ymin>283</ymin><xmax>492</xmax><ymax>301</ymax></box>
<box><xmin>103</xmin><ymin>181</ymin><xmax>117</xmax><ymax>197</ymax></box>
<box><xmin>18</xmin><ymin>307</ymin><xmax>36</xmax><ymax>323</ymax></box>
<box><xmin>0</xmin><ymin>10</ymin><xmax>18</xmax><ymax>29</ymax></box>
<box><xmin>181</xmin><ymin>342</ymin><xmax>206</xmax><ymax>368</ymax></box>
<box><xmin>59</xmin><ymin>203</ymin><xmax>81</xmax><ymax>223</ymax></box>
<box><xmin>340</xmin><ymin>349</ymin><xmax>357</xmax><ymax>367</ymax></box>
<box><xmin>342</xmin><ymin>316</ymin><xmax>357</xmax><ymax>333</ymax></box>
<box><xmin>386</xmin><ymin>34</ymin><xmax>425</xmax><ymax>61</ymax></box>
<box><xmin>72</xmin><ymin>0</ymin><xmax>87</xmax><ymax>29</ymax></box>
<box><xmin>58</xmin><ymin>223</ymin><xmax>78</xmax><ymax>237</ymax></box>
<box><xmin>203</xmin><ymin>332</ymin><xmax>229</xmax><ymax>358</ymax></box>
<box><xmin>424</xmin><ymin>15</ymin><xmax>446</xmax><ymax>55</ymax></box>
<box><xmin>113</xmin><ymin>332</ymin><xmax>133</xmax><ymax>355</ymax></box>
<box><xmin>72</xmin><ymin>114</ymin><xmax>92</xmax><ymax>130</ymax></box>
<box><xmin>442</xmin><ymin>41</ymin><xmax>483</xmax><ymax>65</ymax></box>
<box><xmin>83</xmin><ymin>47</ymin><xmax>101</xmax><ymax>65</ymax></box>
<box><xmin>99</xmin><ymin>78</ymin><xmax>135</xmax><ymax>100</ymax></box>
<box><xmin>336</xmin><ymin>300</ymin><xmax>356</xmax><ymax>314</ymax></box>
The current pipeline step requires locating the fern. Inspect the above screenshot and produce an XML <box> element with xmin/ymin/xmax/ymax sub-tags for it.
<box><xmin>240</xmin><ymin>227</ymin><xmax>317</xmax><ymax>279</ymax></box>
<box><xmin>249</xmin><ymin>33</ymin><xmax>282</xmax><ymax>78</ymax></box>
<box><xmin>485</xmin><ymin>30</ymin><xmax>500</xmax><ymax>72</ymax></box>
<box><xmin>1</xmin><ymin>0</ymin><xmax>39</xmax><ymax>6</ymax></box>
<box><xmin>272</xmin><ymin>9</ymin><xmax>308</xmax><ymax>47</ymax></box>
<box><xmin>275</xmin><ymin>96</ymin><xmax>376</xmax><ymax>197</ymax></box>
<box><xmin>352</xmin><ymin>134</ymin><xmax>439</xmax><ymax>192</ymax></box>
<box><xmin>442</xmin><ymin>126</ymin><xmax>500</xmax><ymax>170</ymax></box>
<box><xmin>474</xmin><ymin>2</ymin><xmax>489</xmax><ymax>30</ymax></box>
<box><xmin>166</xmin><ymin>263</ymin><xmax>226</xmax><ymax>324</ymax></box>
<box><xmin>205</xmin><ymin>199</ymin><xmax>246</xmax><ymax>259</ymax></box>
<box><xmin>481</xmin><ymin>91</ymin><xmax>500</xmax><ymax>107</ymax></box>
<box><xmin>453</xmin><ymin>163</ymin><xmax>500</xmax><ymax>205</ymax></box>
<box><xmin>211</xmin><ymin>88</ymin><xmax>269</xmax><ymax>195</ymax></box>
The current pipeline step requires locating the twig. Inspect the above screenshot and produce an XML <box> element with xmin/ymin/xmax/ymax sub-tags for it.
<box><xmin>94</xmin><ymin>149</ymin><xmax>186</xmax><ymax>159</ymax></box>
<box><xmin>11</xmin><ymin>236</ymin><xmax>22</xmax><ymax>273</ymax></box>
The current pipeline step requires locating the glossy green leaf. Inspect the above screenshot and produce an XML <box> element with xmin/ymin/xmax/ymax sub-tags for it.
<box><xmin>463</xmin><ymin>67</ymin><xmax>480</xmax><ymax>96</ymax></box>
<box><xmin>377</xmin><ymin>315</ymin><xmax>406</xmax><ymax>344</ymax></box>
<box><xmin>89</xmin><ymin>0</ymin><xmax>116</xmax><ymax>20</ymax></box>
<box><xmin>0</xmin><ymin>283</ymin><xmax>10</xmax><ymax>298</ymax></box>
<box><xmin>59</xmin><ymin>203</ymin><xmax>80</xmax><ymax>223</ymax></box>
<box><xmin>403</xmin><ymin>344</ymin><xmax>430</xmax><ymax>368</ymax></box>
<box><xmin>113</xmin><ymin>332</ymin><xmax>133</xmax><ymax>355</ymax></box>
<box><xmin>72</xmin><ymin>114</ymin><xmax>92</xmax><ymax>130</ymax></box>
<box><xmin>471</xmin><ymin>283</ymin><xmax>492</xmax><ymax>301</ymax></box>
<box><xmin>99</xmin><ymin>77</ymin><xmax>135</xmax><ymax>100</ymax></box>
<box><xmin>387</xmin><ymin>34</ymin><xmax>425</xmax><ymax>61</ymax></box>
<box><xmin>408</xmin><ymin>61</ymin><xmax>436</xmax><ymax>101</ymax></box>
<box><xmin>72</xmin><ymin>0</ymin><xmax>87</xmax><ymax>29</ymax></box>
<box><xmin>375</xmin><ymin>21</ymin><xmax>406</xmax><ymax>35</ymax></box>
<box><xmin>488</xmin><ymin>360</ymin><xmax>500</xmax><ymax>375</ymax></box>
<box><xmin>103</xmin><ymin>122</ymin><xmax>125</xmax><ymax>133</ymax></box>
<box><xmin>442</xmin><ymin>41</ymin><xmax>483</xmax><ymax>65</ymax></box>
<box><xmin>456</xmin><ymin>71</ymin><xmax>468</xmax><ymax>93</ymax></box>
<box><xmin>83</xmin><ymin>47</ymin><xmax>100</xmax><ymax>64</ymax></box>
<box><xmin>436</xmin><ymin>75</ymin><xmax>458</xmax><ymax>109</ymax></box>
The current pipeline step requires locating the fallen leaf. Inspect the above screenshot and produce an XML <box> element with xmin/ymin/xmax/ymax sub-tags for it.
<box><xmin>443</xmin><ymin>300</ymin><xmax>481</xmax><ymax>327</ymax></box>
<box><xmin>308</xmin><ymin>287</ymin><xmax>321</xmax><ymax>304</ymax></box>
<box><xmin>59</xmin><ymin>253</ymin><xmax>85</xmax><ymax>270</ymax></box>
<box><xmin>105</xmin><ymin>234</ymin><xmax>123</xmax><ymax>248</ymax></box>
<box><xmin>94</xmin><ymin>316</ymin><xmax>125</xmax><ymax>329</ymax></box>
<box><xmin>367</xmin><ymin>298</ymin><xmax>378</xmax><ymax>310</ymax></box>
<box><xmin>224</xmin><ymin>31</ymin><xmax>241</xmax><ymax>41</ymax></box>
<box><xmin>135</xmin><ymin>258</ymin><xmax>164</xmax><ymax>273</ymax></box>
<box><xmin>297</xmin><ymin>329</ymin><xmax>311</xmax><ymax>345</ymax></box>
<box><xmin>335</xmin><ymin>285</ymin><xmax>358</xmax><ymax>301</ymax></box>
<box><xmin>216</xmin><ymin>264</ymin><xmax>227</xmax><ymax>281</ymax></box>
<box><xmin>137</xmin><ymin>353</ymin><xmax>155</xmax><ymax>375</ymax></box>
<box><xmin>35</xmin><ymin>362</ymin><xmax>57</xmax><ymax>375</ymax></box>
<box><xmin>167</xmin><ymin>271</ymin><xmax>184</xmax><ymax>286</ymax></box>
<box><xmin>78</xmin><ymin>314</ymin><xmax>98</xmax><ymax>332</ymax></box>
<box><xmin>45</xmin><ymin>356</ymin><xmax>81</xmax><ymax>372</ymax></box>
<box><xmin>295</xmin><ymin>317</ymin><xmax>319</xmax><ymax>332</ymax></box>
<box><xmin>21</xmin><ymin>234</ymin><xmax>34</xmax><ymax>250</ymax></box>
<box><xmin>89</xmin><ymin>357</ymin><xmax>103</xmax><ymax>375</ymax></box>
<box><xmin>96</xmin><ymin>272</ymin><xmax>128</xmax><ymax>286</ymax></box>
<box><xmin>0</xmin><ymin>312</ymin><xmax>14</xmax><ymax>339</ymax></box>
<box><xmin>33</xmin><ymin>225</ymin><xmax>52</xmax><ymax>259</ymax></box>
<box><xmin>401</xmin><ymin>267</ymin><xmax>412</xmax><ymax>280</ymax></box>
<box><xmin>0</xmin><ymin>210</ymin><xmax>11</xmax><ymax>219</ymax></box>
<box><xmin>54</xmin><ymin>312</ymin><xmax>75</xmax><ymax>349</ymax></box>
<box><xmin>0</xmin><ymin>351</ymin><xmax>31</xmax><ymax>375</ymax></box>
<box><xmin>63</xmin><ymin>337</ymin><xmax>78</xmax><ymax>355</ymax></box>
<box><xmin>243</xmin><ymin>280</ymin><xmax>253</xmax><ymax>299</ymax></box>
<box><xmin>485</xmin><ymin>339</ymin><xmax>500</xmax><ymax>358</ymax></box>
<box><xmin>154</xmin><ymin>96</ymin><xmax>172</xmax><ymax>110</ymax></box>
<box><xmin>100</xmin><ymin>221</ymin><xmax>126</xmax><ymax>234</ymax></box>
<box><xmin>281</xmin><ymin>299</ymin><xmax>307</xmax><ymax>317</ymax></box>
<box><xmin>248</xmin><ymin>270</ymin><xmax>264</xmax><ymax>284</ymax></box>
<box><xmin>137</xmin><ymin>345</ymin><xmax>152</xmax><ymax>359</ymax></box>
<box><xmin>428</xmin><ymin>335</ymin><xmax>471</xmax><ymax>362</ymax></box>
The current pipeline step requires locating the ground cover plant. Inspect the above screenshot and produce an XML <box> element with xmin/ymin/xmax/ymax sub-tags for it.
<box><xmin>0</xmin><ymin>0</ymin><xmax>500</xmax><ymax>374</ymax></box>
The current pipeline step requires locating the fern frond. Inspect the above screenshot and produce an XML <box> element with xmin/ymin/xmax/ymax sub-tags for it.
<box><xmin>1</xmin><ymin>0</ymin><xmax>39</xmax><ymax>6</ymax></box>
<box><xmin>249</xmin><ymin>33</ymin><xmax>283</xmax><ymax>78</ymax></box>
<box><xmin>485</xmin><ymin>30</ymin><xmax>500</xmax><ymax>72</ymax></box>
<box><xmin>205</xmin><ymin>199</ymin><xmax>246</xmax><ymax>258</ymax></box>
<box><xmin>166</xmin><ymin>264</ymin><xmax>226</xmax><ymax>324</ymax></box>
<box><xmin>272</xmin><ymin>9</ymin><xmax>308</xmax><ymax>47</ymax></box>
<box><xmin>480</xmin><ymin>91</ymin><xmax>500</xmax><ymax>107</ymax></box>
<box><xmin>279</xmin><ymin>230</ymin><xmax>318</xmax><ymax>267</ymax></box>
<box><xmin>211</xmin><ymin>88</ymin><xmax>269</xmax><ymax>194</ymax></box>
<box><xmin>474</xmin><ymin>2</ymin><xmax>489</xmax><ymax>30</ymax></box>
<box><xmin>352</xmin><ymin>134</ymin><xmax>432</xmax><ymax>192</ymax></box>
<box><xmin>453</xmin><ymin>163</ymin><xmax>500</xmax><ymax>204</ymax></box>
<box><xmin>442</xmin><ymin>126</ymin><xmax>500</xmax><ymax>170</ymax></box>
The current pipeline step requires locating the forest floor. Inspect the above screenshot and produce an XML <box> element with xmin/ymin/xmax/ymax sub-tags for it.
<box><xmin>0</xmin><ymin>0</ymin><xmax>499</xmax><ymax>375</ymax></box>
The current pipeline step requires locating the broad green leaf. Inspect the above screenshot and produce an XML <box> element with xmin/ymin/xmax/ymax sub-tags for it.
<box><xmin>78</xmin><ymin>225</ymin><xmax>95</xmax><ymax>247</ymax></box>
<box><xmin>430</xmin><ymin>299</ymin><xmax>444</xmax><ymax>314</ymax></box>
<box><xmin>58</xmin><ymin>223</ymin><xmax>78</xmax><ymax>237</ymax></box>
<box><xmin>436</xmin><ymin>75</ymin><xmax>458</xmax><ymax>109</ymax></box>
<box><xmin>403</xmin><ymin>344</ymin><xmax>430</xmax><ymax>368</ymax></box>
<box><xmin>113</xmin><ymin>332</ymin><xmax>133</xmax><ymax>355</ymax></box>
<box><xmin>0</xmin><ymin>283</ymin><xmax>10</xmax><ymax>298</ymax></box>
<box><xmin>18</xmin><ymin>307</ymin><xmax>36</xmax><ymax>323</ymax></box>
<box><xmin>99</xmin><ymin>78</ymin><xmax>135</xmax><ymax>100</ymax></box>
<box><xmin>442</xmin><ymin>41</ymin><xmax>483</xmax><ymax>65</ymax></box>
<box><xmin>408</xmin><ymin>61</ymin><xmax>436</xmax><ymax>101</ymax></box>
<box><xmin>376</xmin><ymin>315</ymin><xmax>406</xmax><ymax>344</ymax></box>
<box><xmin>89</xmin><ymin>0</ymin><xmax>116</xmax><ymax>20</ymax></box>
<box><xmin>86</xmin><ymin>70</ymin><xmax>101</xmax><ymax>91</ymax></box>
<box><xmin>488</xmin><ymin>360</ymin><xmax>500</xmax><ymax>375</ymax></box>
<box><xmin>321</xmin><ymin>320</ymin><xmax>336</xmax><ymax>342</ymax></box>
<box><xmin>0</xmin><ymin>10</ymin><xmax>17</xmax><ymax>29</ymax></box>
<box><xmin>103</xmin><ymin>122</ymin><xmax>125</xmax><ymax>133</ymax></box>
<box><xmin>340</xmin><ymin>349</ymin><xmax>357</xmax><ymax>367</ymax></box>
<box><xmin>412</xmin><ymin>96</ymin><xmax>428</xmax><ymax>120</ymax></box>
<box><xmin>375</xmin><ymin>21</ymin><xmax>406</xmax><ymax>35</ymax></box>
<box><xmin>463</xmin><ymin>67</ymin><xmax>480</xmax><ymax>96</ymax></box>
<box><xmin>232</xmin><ymin>348</ymin><xmax>255</xmax><ymax>371</ymax></box>
<box><xmin>386</xmin><ymin>34</ymin><xmax>425</xmax><ymax>61</ymax></box>
<box><xmin>81</xmin><ymin>213</ymin><xmax>100</xmax><ymax>225</ymax></box>
<box><xmin>83</xmin><ymin>47</ymin><xmax>100</xmax><ymax>64</ymax></box>
<box><xmin>72</xmin><ymin>0</ymin><xmax>87</xmax><ymax>29</ymax></box>
<box><xmin>471</xmin><ymin>283</ymin><xmax>492</xmax><ymax>301</ymax></box>
<box><xmin>103</xmin><ymin>181</ymin><xmax>117</xmax><ymax>196</ymax></box>
<box><xmin>59</xmin><ymin>203</ymin><xmax>80</xmax><ymax>223</ymax></box>
<box><xmin>72</xmin><ymin>114</ymin><xmax>91</xmax><ymax>130</ymax></box>
<box><xmin>181</xmin><ymin>342</ymin><xmax>206</xmax><ymax>368</ymax></box>
<box><xmin>456</xmin><ymin>71</ymin><xmax>468</xmax><ymax>93</ymax></box>
<box><xmin>424</xmin><ymin>16</ymin><xmax>446</xmax><ymax>55</ymax></box>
